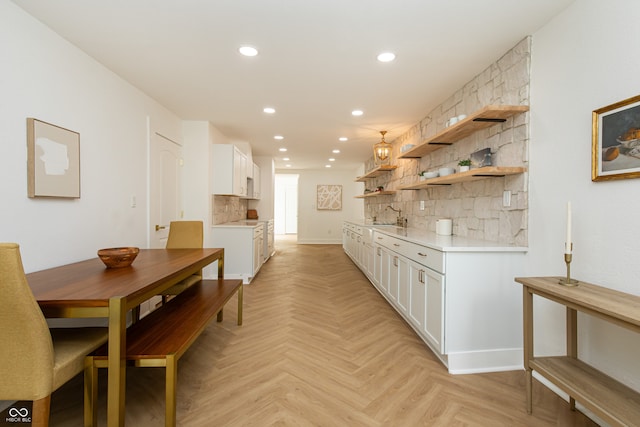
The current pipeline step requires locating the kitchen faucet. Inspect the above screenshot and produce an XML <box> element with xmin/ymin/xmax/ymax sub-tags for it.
<box><xmin>386</xmin><ymin>205</ymin><xmax>407</xmax><ymax>228</ymax></box>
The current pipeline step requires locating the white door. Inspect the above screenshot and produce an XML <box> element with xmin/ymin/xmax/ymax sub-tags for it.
<box><xmin>149</xmin><ymin>126</ymin><xmax>182</xmax><ymax>249</ymax></box>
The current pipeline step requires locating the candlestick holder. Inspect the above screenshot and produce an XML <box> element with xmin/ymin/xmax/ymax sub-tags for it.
<box><xmin>559</xmin><ymin>246</ymin><xmax>579</xmax><ymax>286</ymax></box>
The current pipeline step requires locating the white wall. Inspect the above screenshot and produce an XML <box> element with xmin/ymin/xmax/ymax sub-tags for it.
<box><xmin>0</xmin><ymin>2</ymin><xmax>182</xmax><ymax>272</ymax></box>
<box><xmin>290</xmin><ymin>169</ymin><xmax>361</xmax><ymax>244</ymax></box>
<box><xmin>529</xmin><ymin>0</ymin><xmax>640</xmax><ymax>391</ymax></box>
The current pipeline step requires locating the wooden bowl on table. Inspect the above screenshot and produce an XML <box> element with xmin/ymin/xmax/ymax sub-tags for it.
<box><xmin>97</xmin><ymin>247</ymin><xmax>139</xmax><ymax>268</ymax></box>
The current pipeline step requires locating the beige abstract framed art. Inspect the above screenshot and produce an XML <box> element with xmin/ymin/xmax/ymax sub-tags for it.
<box><xmin>27</xmin><ymin>118</ymin><xmax>80</xmax><ymax>198</ymax></box>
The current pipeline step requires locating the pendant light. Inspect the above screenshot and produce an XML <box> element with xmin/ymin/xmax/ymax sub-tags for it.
<box><xmin>373</xmin><ymin>130</ymin><xmax>392</xmax><ymax>166</ymax></box>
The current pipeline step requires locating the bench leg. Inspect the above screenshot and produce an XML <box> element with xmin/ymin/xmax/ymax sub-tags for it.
<box><xmin>83</xmin><ymin>356</ymin><xmax>99</xmax><ymax>427</ymax></box>
<box><xmin>165</xmin><ymin>355</ymin><xmax>178</xmax><ymax>427</ymax></box>
<box><xmin>237</xmin><ymin>284</ymin><xmax>243</xmax><ymax>326</ymax></box>
<box><xmin>217</xmin><ymin>309</ymin><xmax>224</xmax><ymax>322</ymax></box>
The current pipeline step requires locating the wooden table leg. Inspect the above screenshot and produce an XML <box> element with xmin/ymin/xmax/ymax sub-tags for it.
<box><xmin>523</xmin><ymin>286</ymin><xmax>534</xmax><ymax>414</ymax></box>
<box><xmin>566</xmin><ymin>307</ymin><xmax>578</xmax><ymax>411</ymax></box>
<box><xmin>107</xmin><ymin>297</ymin><xmax>127</xmax><ymax>427</ymax></box>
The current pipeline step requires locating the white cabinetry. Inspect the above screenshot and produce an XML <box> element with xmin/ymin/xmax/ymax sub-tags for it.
<box><xmin>212</xmin><ymin>144</ymin><xmax>247</xmax><ymax>197</ymax></box>
<box><xmin>345</xmin><ymin>221</ymin><xmax>526</xmax><ymax>374</ymax></box>
<box><xmin>211</xmin><ymin>222</ymin><xmax>264</xmax><ymax>283</ymax></box>
<box><xmin>248</xmin><ymin>163</ymin><xmax>261</xmax><ymax>199</ymax></box>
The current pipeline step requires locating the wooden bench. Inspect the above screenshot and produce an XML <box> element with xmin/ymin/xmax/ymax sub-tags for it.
<box><xmin>84</xmin><ymin>278</ymin><xmax>243</xmax><ymax>427</ymax></box>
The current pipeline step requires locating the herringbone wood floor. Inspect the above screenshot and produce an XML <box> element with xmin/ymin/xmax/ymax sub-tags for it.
<box><xmin>50</xmin><ymin>236</ymin><xmax>598</xmax><ymax>426</ymax></box>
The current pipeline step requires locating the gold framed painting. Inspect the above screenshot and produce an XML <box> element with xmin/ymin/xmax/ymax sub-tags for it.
<box><xmin>27</xmin><ymin>118</ymin><xmax>80</xmax><ymax>198</ymax></box>
<box><xmin>316</xmin><ymin>184</ymin><xmax>342</xmax><ymax>210</ymax></box>
<box><xmin>592</xmin><ymin>94</ymin><xmax>640</xmax><ymax>181</ymax></box>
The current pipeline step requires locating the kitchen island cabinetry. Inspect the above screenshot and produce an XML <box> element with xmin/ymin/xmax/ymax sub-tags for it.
<box><xmin>211</xmin><ymin>221</ymin><xmax>264</xmax><ymax>283</ymax></box>
<box><xmin>345</xmin><ymin>221</ymin><xmax>526</xmax><ymax>374</ymax></box>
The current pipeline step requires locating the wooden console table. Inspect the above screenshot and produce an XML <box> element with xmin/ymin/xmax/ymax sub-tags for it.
<box><xmin>514</xmin><ymin>276</ymin><xmax>640</xmax><ymax>426</ymax></box>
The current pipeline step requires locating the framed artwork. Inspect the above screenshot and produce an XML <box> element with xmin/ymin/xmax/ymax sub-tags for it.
<box><xmin>317</xmin><ymin>184</ymin><xmax>342</xmax><ymax>210</ymax></box>
<box><xmin>27</xmin><ymin>118</ymin><xmax>80</xmax><ymax>198</ymax></box>
<box><xmin>592</xmin><ymin>94</ymin><xmax>640</xmax><ymax>181</ymax></box>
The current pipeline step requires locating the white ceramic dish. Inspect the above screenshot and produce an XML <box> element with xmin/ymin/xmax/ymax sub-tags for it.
<box><xmin>438</xmin><ymin>167</ymin><xmax>455</xmax><ymax>176</ymax></box>
<box><xmin>423</xmin><ymin>171</ymin><xmax>439</xmax><ymax>179</ymax></box>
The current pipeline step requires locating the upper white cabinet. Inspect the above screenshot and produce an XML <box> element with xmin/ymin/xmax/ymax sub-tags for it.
<box><xmin>212</xmin><ymin>144</ymin><xmax>247</xmax><ymax>197</ymax></box>
<box><xmin>249</xmin><ymin>163</ymin><xmax>261</xmax><ymax>200</ymax></box>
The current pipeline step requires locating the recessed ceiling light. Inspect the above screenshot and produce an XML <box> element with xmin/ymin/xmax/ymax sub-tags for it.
<box><xmin>325</xmin><ymin>164</ymin><xmax>332</xmax><ymax>168</ymax></box>
<box><xmin>285</xmin><ymin>164</ymin><xmax>292</xmax><ymax>168</ymax></box>
<box><xmin>263</xmin><ymin>107</ymin><xmax>276</xmax><ymax>114</ymax></box>
<box><xmin>239</xmin><ymin>46</ymin><xmax>258</xmax><ymax>57</ymax></box>
<box><xmin>377</xmin><ymin>52</ymin><xmax>396</xmax><ymax>62</ymax></box>
<box><xmin>339</xmin><ymin>137</ymin><xmax>348</xmax><ymax>142</ymax></box>
<box><xmin>351</xmin><ymin>110</ymin><xmax>364</xmax><ymax>116</ymax></box>
<box><xmin>332</xmin><ymin>149</ymin><xmax>340</xmax><ymax>154</ymax></box>
<box><xmin>283</xmin><ymin>157</ymin><xmax>290</xmax><ymax>161</ymax></box>
<box><xmin>274</xmin><ymin>135</ymin><xmax>284</xmax><ymax>140</ymax></box>
<box><xmin>279</xmin><ymin>147</ymin><xmax>287</xmax><ymax>152</ymax></box>
<box><xmin>329</xmin><ymin>158</ymin><xmax>335</xmax><ymax>162</ymax></box>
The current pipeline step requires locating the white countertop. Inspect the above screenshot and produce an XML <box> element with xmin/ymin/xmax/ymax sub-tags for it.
<box><xmin>345</xmin><ymin>220</ymin><xmax>527</xmax><ymax>253</ymax></box>
<box><xmin>212</xmin><ymin>220</ymin><xmax>264</xmax><ymax>228</ymax></box>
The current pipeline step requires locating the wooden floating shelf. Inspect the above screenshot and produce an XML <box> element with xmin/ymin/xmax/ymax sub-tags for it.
<box><xmin>355</xmin><ymin>191</ymin><xmax>396</xmax><ymax>198</ymax></box>
<box><xmin>400</xmin><ymin>166</ymin><xmax>526</xmax><ymax>190</ymax></box>
<box><xmin>355</xmin><ymin>165</ymin><xmax>398</xmax><ymax>181</ymax></box>
<box><xmin>398</xmin><ymin>105</ymin><xmax>529</xmax><ymax>159</ymax></box>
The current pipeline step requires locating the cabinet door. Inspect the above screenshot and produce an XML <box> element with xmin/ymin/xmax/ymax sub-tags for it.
<box><xmin>365</xmin><ymin>243</ymin><xmax>375</xmax><ymax>280</ymax></box>
<box><xmin>397</xmin><ymin>255</ymin><xmax>409</xmax><ymax>315</ymax></box>
<box><xmin>373</xmin><ymin>245</ymin><xmax>382</xmax><ymax>288</ymax></box>
<box><xmin>408</xmin><ymin>261</ymin><xmax>426</xmax><ymax>331</ymax></box>
<box><xmin>233</xmin><ymin>147</ymin><xmax>247</xmax><ymax>197</ymax></box>
<box><xmin>388</xmin><ymin>255</ymin><xmax>399</xmax><ymax>303</ymax></box>
<box><xmin>252</xmin><ymin>163</ymin><xmax>261</xmax><ymax>199</ymax></box>
<box><xmin>424</xmin><ymin>269</ymin><xmax>444</xmax><ymax>353</ymax></box>
<box><xmin>379</xmin><ymin>246</ymin><xmax>392</xmax><ymax>295</ymax></box>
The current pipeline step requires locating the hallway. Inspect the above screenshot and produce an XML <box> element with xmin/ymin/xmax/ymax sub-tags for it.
<box><xmin>50</xmin><ymin>239</ymin><xmax>596</xmax><ymax>426</ymax></box>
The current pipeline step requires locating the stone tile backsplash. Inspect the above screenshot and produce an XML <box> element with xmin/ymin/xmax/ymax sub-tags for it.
<box><xmin>365</xmin><ymin>37</ymin><xmax>530</xmax><ymax>246</ymax></box>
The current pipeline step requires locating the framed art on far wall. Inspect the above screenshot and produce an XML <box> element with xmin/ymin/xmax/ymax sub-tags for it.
<box><xmin>27</xmin><ymin>118</ymin><xmax>80</xmax><ymax>198</ymax></box>
<box><xmin>592</xmin><ymin>94</ymin><xmax>640</xmax><ymax>181</ymax></box>
<box><xmin>316</xmin><ymin>184</ymin><xmax>342</xmax><ymax>210</ymax></box>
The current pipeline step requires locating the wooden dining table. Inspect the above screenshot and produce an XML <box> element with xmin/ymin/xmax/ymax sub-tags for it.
<box><xmin>26</xmin><ymin>248</ymin><xmax>225</xmax><ymax>427</ymax></box>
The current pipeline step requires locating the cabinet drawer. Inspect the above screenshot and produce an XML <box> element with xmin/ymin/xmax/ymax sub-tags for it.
<box><xmin>373</xmin><ymin>232</ymin><xmax>443</xmax><ymax>273</ymax></box>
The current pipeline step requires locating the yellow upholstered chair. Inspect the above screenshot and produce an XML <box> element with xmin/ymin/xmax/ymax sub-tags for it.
<box><xmin>0</xmin><ymin>243</ymin><xmax>108</xmax><ymax>427</ymax></box>
<box><xmin>162</xmin><ymin>220</ymin><xmax>204</xmax><ymax>296</ymax></box>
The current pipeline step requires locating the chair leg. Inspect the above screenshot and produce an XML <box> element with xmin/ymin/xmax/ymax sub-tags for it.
<box><xmin>237</xmin><ymin>284</ymin><xmax>243</xmax><ymax>326</ymax></box>
<box><xmin>32</xmin><ymin>395</ymin><xmax>51</xmax><ymax>427</ymax></box>
<box><xmin>84</xmin><ymin>356</ymin><xmax>99</xmax><ymax>427</ymax></box>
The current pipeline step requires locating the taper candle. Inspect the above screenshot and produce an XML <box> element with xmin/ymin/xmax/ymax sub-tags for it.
<box><xmin>565</xmin><ymin>201</ymin><xmax>572</xmax><ymax>254</ymax></box>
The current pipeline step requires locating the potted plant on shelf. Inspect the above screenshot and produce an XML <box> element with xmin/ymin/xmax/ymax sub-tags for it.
<box><xmin>458</xmin><ymin>159</ymin><xmax>471</xmax><ymax>172</ymax></box>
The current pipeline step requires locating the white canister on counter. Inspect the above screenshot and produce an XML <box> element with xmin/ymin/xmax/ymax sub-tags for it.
<box><xmin>436</xmin><ymin>218</ymin><xmax>452</xmax><ymax>236</ymax></box>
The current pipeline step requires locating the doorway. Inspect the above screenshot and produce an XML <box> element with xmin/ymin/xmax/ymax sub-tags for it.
<box><xmin>275</xmin><ymin>174</ymin><xmax>298</xmax><ymax>236</ymax></box>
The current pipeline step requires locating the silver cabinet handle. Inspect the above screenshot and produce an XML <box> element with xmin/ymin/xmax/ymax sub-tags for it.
<box><xmin>393</xmin><ymin>243</ymin><xmax>400</xmax><ymax>247</ymax></box>
<box><xmin>393</xmin><ymin>256</ymin><xmax>398</xmax><ymax>267</ymax></box>
<box><xmin>417</xmin><ymin>252</ymin><xmax>428</xmax><ymax>257</ymax></box>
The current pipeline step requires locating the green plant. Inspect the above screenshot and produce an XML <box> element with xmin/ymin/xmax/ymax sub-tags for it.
<box><xmin>458</xmin><ymin>159</ymin><xmax>471</xmax><ymax>166</ymax></box>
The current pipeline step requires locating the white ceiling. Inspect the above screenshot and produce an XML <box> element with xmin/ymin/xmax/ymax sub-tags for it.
<box><xmin>12</xmin><ymin>0</ymin><xmax>573</xmax><ymax>170</ymax></box>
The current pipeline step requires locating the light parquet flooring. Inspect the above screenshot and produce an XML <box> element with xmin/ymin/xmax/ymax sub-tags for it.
<box><xmin>49</xmin><ymin>237</ymin><xmax>598</xmax><ymax>426</ymax></box>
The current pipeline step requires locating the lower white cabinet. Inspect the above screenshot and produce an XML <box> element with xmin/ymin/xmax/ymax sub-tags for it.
<box><xmin>344</xmin><ymin>221</ymin><xmax>526</xmax><ymax>374</ymax></box>
<box><xmin>211</xmin><ymin>222</ymin><xmax>264</xmax><ymax>283</ymax></box>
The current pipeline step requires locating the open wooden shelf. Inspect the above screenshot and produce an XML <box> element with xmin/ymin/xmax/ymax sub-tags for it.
<box><xmin>355</xmin><ymin>165</ymin><xmax>398</xmax><ymax>181</ymax></box>
<box><xmin>398</xmin><ymin>105</ymin><xmax>529</xmax><ymax>159</ymax></box>
<box><xmin>355</xmin><ymin>191</ymin><xmax>396</xmax><ymax>198</ymax></box>
<box><xmin>400</xmin><ymin>166</ymin><xmax>526</xmax><ymax>190</ymax></box>
<box><xmin>530</xmin><ymin>356</ymin><xmax>640</xmax><ymax>426</ymax></box>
